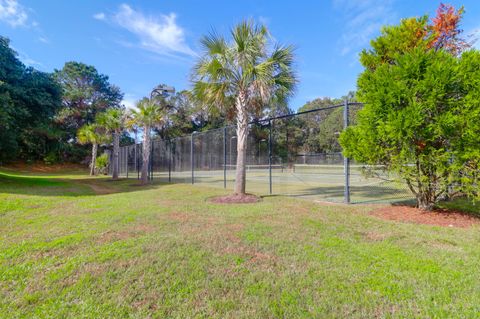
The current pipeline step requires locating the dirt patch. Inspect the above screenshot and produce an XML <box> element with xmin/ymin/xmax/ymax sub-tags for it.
<box><xmin>209</xmin><ymin>193</ymin><xmax>261</xmax><ymax>204</ymax></box>
<box><xmin>2</xmin><ymin>162</ymin><xmax>85</xmax><ymax>173</ymax></box>
<box><xmin>363</xmin><ymin>231</ymin><xmax>391</xmax><ymax>241</ymax></box>
<box><xmin>168</xmin><ymin>212</ymin><xmax>191</xmax><ymax>223</ymax></box>
<box><xmin>370</xmin><ymin>205</ymin><xmax>480</xmax><ymax>228</ymax></box>
<box><xmin>96</xmin><ymin>224</ymin><xmax>156</xmax><ymax>243</ymax></box>
<box><xmin>74</xmin><ymin>180</ymin><xmax>117</xmax><ymax>195</ymax></box>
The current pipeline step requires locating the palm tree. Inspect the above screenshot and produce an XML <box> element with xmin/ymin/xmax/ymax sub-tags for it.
<box><xmin>77</xmin><ymin>124</ymin><xmax>106</xmax><ymax>176</ymax></box>
<box><xmin>192</xmin><ymin>20</ymin><xmax>297</xmax><ymax>195</ymax></box>
<box><xmin>130</xmin><ymin>97</ymin><xmax>165</xmax><ymax>185</ymax></box>
<box><xmin>97</xmin><ymin>108</ymin><xmax>126</xmax><ymax>180</ymax></box>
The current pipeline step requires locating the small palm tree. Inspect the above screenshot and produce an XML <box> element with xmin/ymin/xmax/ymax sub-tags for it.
<box><xmin>97</xmin><ymin>108</ymin><xmax>126</xmax><ymax>180</ymax></box>
<box><xmin>130</xmin><ymin>97</ymin><xmax>165</xmax><ymax>184</ymax></box>
<box><xmin>77</xmin><ymin>124</ymin><xmax>107</xmax><ymax>176</ymax></box>
<box><xmin>193</xmin><ymin>20</ymin><xmax>297</xmax><ymax>195</ymax></box>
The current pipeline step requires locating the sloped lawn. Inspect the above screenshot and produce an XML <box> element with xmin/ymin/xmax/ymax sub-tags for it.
<box><xmin>1</xmin><ymin>169</ymin><xmax>480</xmax><ymax>318</ymax></box>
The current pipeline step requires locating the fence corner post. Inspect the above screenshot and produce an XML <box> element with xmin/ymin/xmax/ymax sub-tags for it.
<box><xmin>343</xmin><ymin>98</ymin><xmax>351</xmax><ymax>204</ymax></box>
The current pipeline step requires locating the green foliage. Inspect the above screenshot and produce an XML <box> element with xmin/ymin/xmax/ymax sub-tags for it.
<box><xmin>0</xmin><ymin>36</ymin><xmax>62</xmax><ymax>162</ymax></box>
<box><xmin>192</xmin><ymin>20</ymin><xmax>297</xmax><ymax>121</ymax></box>
<box><xmin>342</xmin><ymin>7</ymin><xmax>478</xmax><ymax>210</ymax></box>
<box><xmin>341</xmin><ymin>47</ymin><xmax>480</xmax><ymax>209</ymax></box>
<box><xmin>77</xmin><ymin>123</ymin><xmax>108</xmax><ymax>146</ymax></box>
<box><xmin>95</xmin><ymin>153</ymin><xmax>109</xmax><ymax>175</ymax></box>
<box><xmin>360</xmin><ymin>16</ymin><xmax>431</xmax><ymax>71</ymax></box>
<box><xmin>129</xmin><ymin>97</ymin><xmax>165</xmax><ymax>130</ymax></box>
<box><xmin>54</xmin><ymin>62</ymin><xmax>123</xmax><ymax>162</ymax></box>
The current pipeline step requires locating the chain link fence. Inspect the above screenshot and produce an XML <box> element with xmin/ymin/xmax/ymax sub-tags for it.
<box><xmin>111</xmin><ymin>102</ymin><xmax>413</xmax><ymax>204</ymax></box>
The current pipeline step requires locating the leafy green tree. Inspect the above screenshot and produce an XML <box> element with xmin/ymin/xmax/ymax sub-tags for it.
<box><xmin>340</xmin><ymin>4</ymin><xmax>476</xmax><ymax>210</ymax></box>
<box><xmin>96</xmin><ymin>108</ymin><xmax>126</xmax><ymax>180</ymax></box>
<box><xmin>0</xmin><ymin>36</ymin><xmax>62</xmax><ymax>163</ymax></box>
<box><xmin>341</xmin><ymin>47</ymin><xmax>480</xmax><ymax>210</ymax></box>
<box><xmin>77</xmin><ymin>123</ymin><xmax>108</xmax><ymax>175</ymax></box>
<box><xmin>130</xmin><ymin>98</ymin><xmax>165</xmax><ymax>185</ymax></box>
<box><xmin>54</xmin><ymin>61</ymin><xmax>123</xmax><ymax>160</ymax></box>
<box><xmin>193</xmin><ymin>20</ymin><xmax>297</xmax><ymax>195</ymax></box>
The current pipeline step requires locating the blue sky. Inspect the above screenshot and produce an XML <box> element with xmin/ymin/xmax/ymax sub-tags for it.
<box><xmin>1</xmin><ymin>0</ymin><xmax>479</xmax><ymax>110</ymax></box>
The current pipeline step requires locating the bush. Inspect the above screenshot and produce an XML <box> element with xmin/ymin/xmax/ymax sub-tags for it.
<box><xmin>95</xmin><ymin>153</ymin><xmax>109</xmax><ymax>175</ymax></box>
<box><xmin>43</xmin><ymin>152</ymin><xmax>59</xmax><ymax>165</ymax></box>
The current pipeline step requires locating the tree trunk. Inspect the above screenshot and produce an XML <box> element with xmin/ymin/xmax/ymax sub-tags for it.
<box><xmin>234</xmin><ymin>92</ymin><xmax>248</xmax><ymax>195</ymax></box>
<box><xmin>112</xmin><ymin>131</ymin><xmax>120</xmax><ymax>180</ymax></box>
<box><xmin>90</xmin><ymin>143</ymin><xmax>98</xmax><ymax>176</ymax></box>
<box><xmin>141</xmin><ymin>126</ymin><xmax>151</xmax><ymax>185</ymax></box>
<box><xmin>417</xmin><ymin>193</ymin><xmax>435</xmax><ymax>211</ymax></box>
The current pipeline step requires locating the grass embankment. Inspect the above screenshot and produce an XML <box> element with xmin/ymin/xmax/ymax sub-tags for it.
<box><xmin>1</xmin><ymin>168</ymin><xmax>480</xmax><ymax>318</ymax></box>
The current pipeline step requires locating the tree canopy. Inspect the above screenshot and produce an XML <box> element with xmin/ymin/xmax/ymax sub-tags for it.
<box><xmin>0</xmin><ymin>36</ymin><xmax>62</xmax><ymax>163</ymax></box>
<box><xmin>340</xmin><ymin>3</ymin><xmax>479</xmax><ymax>210</ymax></box>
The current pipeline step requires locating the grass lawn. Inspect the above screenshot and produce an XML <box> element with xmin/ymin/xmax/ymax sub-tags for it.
<box><xmin>1</xmin><ymin>169</ymin><xmax>480</xmax><ymax>318</ymax></box>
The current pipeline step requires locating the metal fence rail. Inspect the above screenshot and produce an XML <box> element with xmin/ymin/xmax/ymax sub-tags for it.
<box><xmin>111</xmin><ymin>101</ymin><xmax>413</xmax><ymax>204</ymax></box>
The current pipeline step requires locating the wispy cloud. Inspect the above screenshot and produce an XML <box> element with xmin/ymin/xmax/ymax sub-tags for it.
<box><xmin>11</xmin><ymin>45</ymin><xmax>44</xmax><ymax>68</ymax></box>
<box><xmin>333</xmin><ymin>0</ymin><xmax>397</xmax><ymax>56</ymax></box>
<box><xmin>97</xmin><ymin>4</ymin><xmax>196</xmax><ymax>58</ymax></box>
<box><xmin>38</xmin><ymin>36</ymin><xmax>49</xmax><ymax>44</ymax></box>
<box><xmin>93</xmin><ymin>12</ymin><xmax>105</xmax><ymax>21</ymax></box>
<box><xmin>0</xmin><ymin>0</ymin><xmax>28</xmax><ymax>27</ymax></box>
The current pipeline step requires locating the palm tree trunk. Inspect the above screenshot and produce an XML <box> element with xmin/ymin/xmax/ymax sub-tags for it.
<box><xmin>141</xmin><ymin>126</ymin><xmax>151</xmax><ymax>185</ymax></box>
<box><xmin>90</xmin><ymin>143</ymin><xmax>98</xmax><ymax>176</ymax></box>
<box><xmin>234</xmin><ymin>93</ymin><xmax>248</xmax><ymax>195</ymax></box>
<box><xmin>112</xmin><ymin>131</ymin><xmax>120</xmax><ymax>180</ymax></box>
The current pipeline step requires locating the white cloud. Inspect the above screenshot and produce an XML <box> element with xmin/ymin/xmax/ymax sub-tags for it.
<box><xmin>0</xmin><ymin>0</ymin><xmax>28</xmax><ymax>27</ymax></box>
<box><xmin>101</xmin><ymin>4</ymin><xmax>195</xmax><ymax>58</ymax></box>
<box><xmin>122</xmin><ymin>94</ymin><xmax>138</xmax><ymax>110</ymax></box>
<box><xmin>93</xmin><ymin>12</ymin><xmax>105</xmax><ymax>21</ymax></box>
<box><xmin>38</xmin><ymin>36</ymin><xmax>49</xmax><ymax>44</ymax></box>
<box><xmin>334</xmin><ymin>0</ymin><xmax>396</xmax><ymax>56</ymax></box>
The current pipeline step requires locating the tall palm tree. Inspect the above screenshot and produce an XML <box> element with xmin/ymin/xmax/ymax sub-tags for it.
<box><xmin>192</xmin><ymin>20</ymin><xmax>297</xmax><ymax>195</ymax></box>
<box><xmin>77</xmin><ymin>124</ymin><xmax>107</xmax><ymax>176</ymax></box>
<box><xmin>130</xmin><ymin>97</ymin><xmax>165</xmax><ymax>185</ymax></box>
<box><xmin>97</xmin><ymin>108</ymin><xmax>126</xmax><ymax>180</ymax></box>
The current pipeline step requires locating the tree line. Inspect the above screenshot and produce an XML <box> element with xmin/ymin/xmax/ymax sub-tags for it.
<box><xmin>2</xmin><ymin>3</ymin><xmax>479</xmax><ymax>210</ymax></box>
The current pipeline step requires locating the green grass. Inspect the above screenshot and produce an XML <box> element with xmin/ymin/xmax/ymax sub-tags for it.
<box><xmin>1</xmin><ymin>169</ymin><xmax>480</xmax><ymax>318</ymax></box>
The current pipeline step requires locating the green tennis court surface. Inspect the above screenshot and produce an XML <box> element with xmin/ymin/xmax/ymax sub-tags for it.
<box><xmin>133</xmin><ymin>164</ymin><xmax>413</xmax><ymax>204</ymax></box>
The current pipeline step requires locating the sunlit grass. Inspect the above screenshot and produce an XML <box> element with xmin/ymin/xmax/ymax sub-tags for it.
<box><xmin>1</xmin><ymin>169</ymin><xmax>480</xmax><ymax>318</ymax></box>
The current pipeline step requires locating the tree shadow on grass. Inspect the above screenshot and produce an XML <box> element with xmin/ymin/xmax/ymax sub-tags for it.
<box><xmin>0</xmin><ymin>172</ymin><xmax>165</xmax><ymax>197</ymax></box>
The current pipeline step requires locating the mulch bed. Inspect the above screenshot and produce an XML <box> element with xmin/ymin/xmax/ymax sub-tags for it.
<box><xmin>209</xmin><ymin>193</ymin><xmax>261</xmax><ymax>204</ymax></box>
<box><xmin>370</xmin><ymin>205</ymin><xmax>480</xmax><ymax>228</ymax></box>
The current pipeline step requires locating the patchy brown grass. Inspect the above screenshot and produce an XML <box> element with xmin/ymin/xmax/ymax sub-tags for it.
<box><xmin>209</xmin><ymin>193</ymin><xmax>260</xmax><ymax>204</ymax></box>
<box><xmin>96</xmin><ymin>224</ymin><xmax>156</xmax><ymax>244</ymax></box>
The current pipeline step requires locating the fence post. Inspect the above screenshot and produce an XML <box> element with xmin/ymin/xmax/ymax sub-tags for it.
<box><xmin>343</xmin><ymin>98</ymin><xmax>351</xmax><ymax>204</ymax></box>
<box><xmin>126</xmin><ymin>146</ymin><xmax>129</xmax><ymax>178</ymax></box>
<box><xmin>191</xmin><ymin>132</ymin><xmax>195</xmax><ymax>184</ymax></box>
<box><xmin>223</xmin><ymin>127</ymin><xmax>227</xmax><ymax>189</ymax></box>
<box><xmin>268</xmin><ymin>120</ymin><xmax>273</xmax><ymax>195</ymax></box>
<box><xmin>168</xmin><ymin>140</ymin><xmax>172</xmax><ymax>183</ymax></box>
<box><xmin>150</xmin><ymin>140</ymin><xmax>154</xmax><ymax>181</ymax></box>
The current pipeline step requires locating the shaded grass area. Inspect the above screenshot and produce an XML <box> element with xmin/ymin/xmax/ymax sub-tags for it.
<box><xmin>437</xmin><ymin>198</ymin><xmax>480</xmax><ymax>216</ymax></box>
<box><xmin>1</xmin><ymin>169</ymin><xmax>480</xmax><ymax>318</ymax></box>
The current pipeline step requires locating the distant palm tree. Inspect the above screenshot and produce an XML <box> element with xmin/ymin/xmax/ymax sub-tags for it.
<box><xmin>130</xmin><ymin>97</ymin><xmax>165</xmax><ymax>185</ymax></box>
<box><xmin>77</xmin><ymin>124</ymin><xmax>107</xmax><ymax>176</ymax></box>
<box><xmin>192</xmin><ymin>20</ymin><xmax>297</xmax><ymax>195</ymax></box>
<box><xmin>97</xmin><ymin>108</ymin><xmax>126</xmax><ymax>180</ymax></box>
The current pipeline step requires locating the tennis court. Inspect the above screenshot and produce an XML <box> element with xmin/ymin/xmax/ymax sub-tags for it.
<box><xmin>114</xmin><ymin>103</ymin><xmax>414</xmax><ymax>204</ymax></box>
<box><xmin>140</xmin><ymin>163</ymin><xmax>412</xmax><ymax>203</ymax></box>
